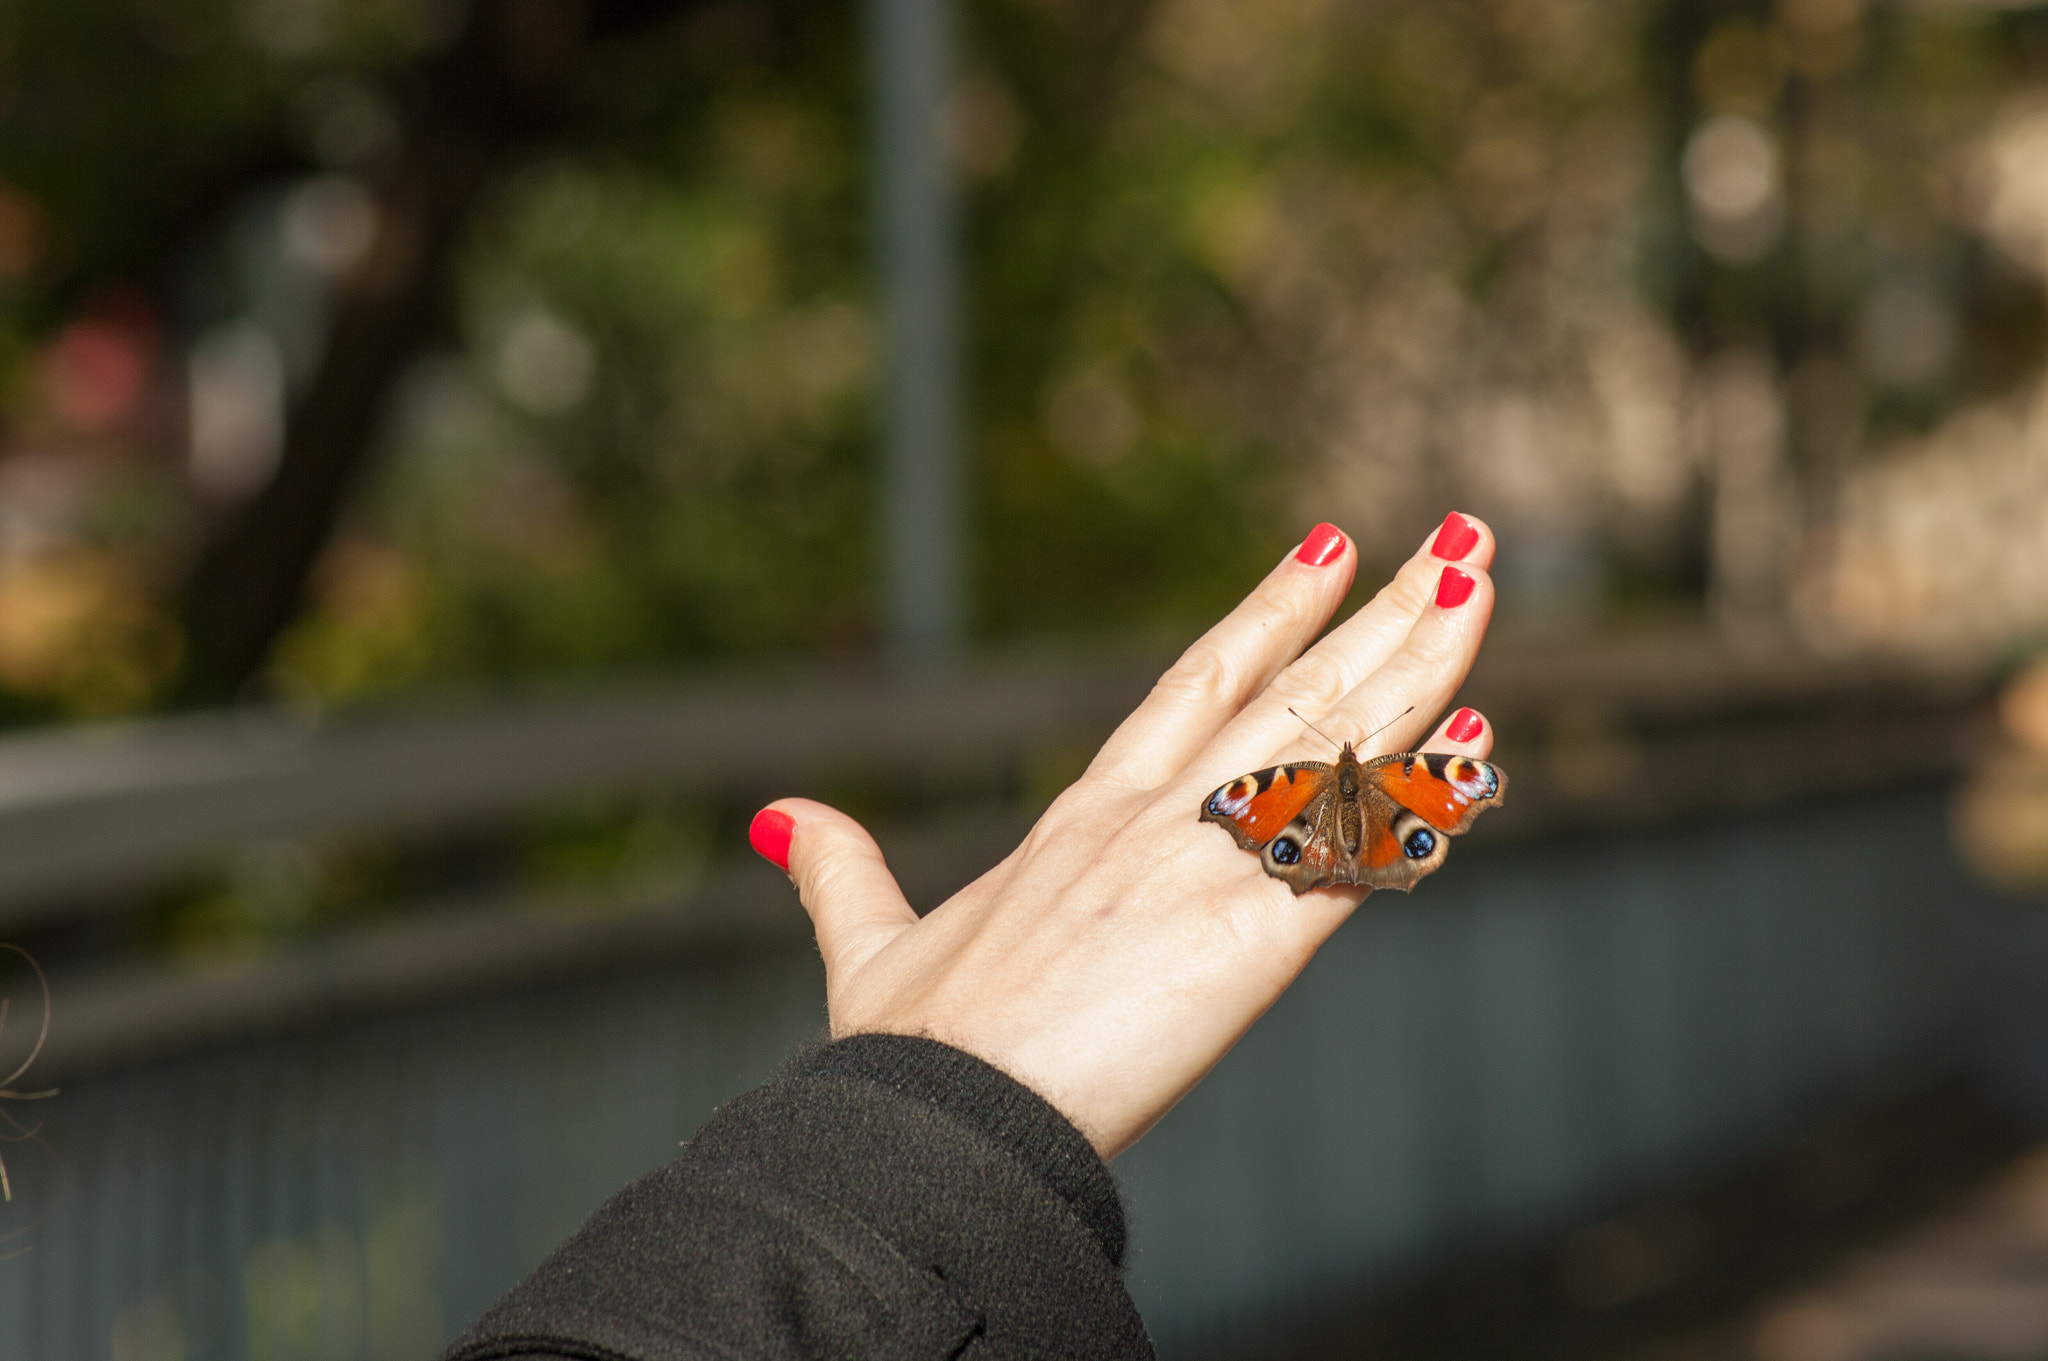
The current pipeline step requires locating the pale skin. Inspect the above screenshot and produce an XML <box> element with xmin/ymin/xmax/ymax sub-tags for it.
<box><xmin>762</xmin><ymin>515</ymin><xmax>1497</xmax><ymax>1160</ymax></box>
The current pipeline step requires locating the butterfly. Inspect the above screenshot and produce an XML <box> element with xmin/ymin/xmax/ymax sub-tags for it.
<box><xmin>1200</xmin><ymin>737</ymin><xmax>1506</xmax><ymax>895</ymax></box>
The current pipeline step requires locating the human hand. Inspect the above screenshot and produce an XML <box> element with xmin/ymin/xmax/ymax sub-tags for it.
<box><xmin>750</xmin><ymin>514</ymin><xmax>1498</xmax><ymax>1159</ymax></box>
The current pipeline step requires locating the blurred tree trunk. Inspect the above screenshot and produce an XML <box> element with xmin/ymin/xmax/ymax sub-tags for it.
<box><xmin>175</xmin><ymin>0</ymin><xmax>694</xmax><ymax>703</ymax></box>
<box><xmin>175</xmin><ymin>0</ymin><xmax>1156</xmax><ymax>702</ymax></box>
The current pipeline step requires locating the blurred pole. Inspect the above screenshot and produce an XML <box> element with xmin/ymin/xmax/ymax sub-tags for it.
<box><xmin>868</xmin><ymin>0</ymin><xmax>965</xmax><ymax>660</ymax></box>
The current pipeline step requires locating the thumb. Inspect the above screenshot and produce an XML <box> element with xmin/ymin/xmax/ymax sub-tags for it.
<box><xmin>750</xmin><ymin>799</ymin><xmax>917</xmax><ymax>983</ymax></box>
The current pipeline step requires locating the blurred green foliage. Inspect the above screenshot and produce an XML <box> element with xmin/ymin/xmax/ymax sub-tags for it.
<box><xmin>0</xmin><ymin>0</ymin><xmax>2037</xmax><ymax>701</ymax></box>
<box><xmin>2</xmin><ymin>0</ymin><xmax>2047</xmax><ymax>955</ymax></box>
<box><xmin>279</xmin><ymin>17</ymin><xmax>887</xmax><ymax>698</ymax></box>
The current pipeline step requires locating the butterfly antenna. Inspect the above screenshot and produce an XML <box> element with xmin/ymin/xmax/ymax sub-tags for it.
<box><xmin>1287</xmin><ymin>708</ymin><xmax>1342</xmax><ymax>751</ymax></box>
<box><xmin>1289</xmin><ymin>705</ymin><xmax>1416</xmax><ymax>751</ymax></box>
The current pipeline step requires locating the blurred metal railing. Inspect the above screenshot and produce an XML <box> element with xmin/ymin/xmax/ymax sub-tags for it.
<box><xmin>0</xmin><ymin>627</ymin><xmax>1993</xmax><ymax>931</ymax></box>
<box><xmin>0</xmin><ymin>654</ymin><xmax>1158</xmax><ymax>929</ymax></box>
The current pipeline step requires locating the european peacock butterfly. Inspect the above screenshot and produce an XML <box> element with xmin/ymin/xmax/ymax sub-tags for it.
<box><xmin>1200</xmin><ymin>724</ymin><xmax>1506</xmax><ymax>895</ymax></box>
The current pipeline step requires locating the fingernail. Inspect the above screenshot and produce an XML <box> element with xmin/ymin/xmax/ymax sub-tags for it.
<box><xmin>1436</xmin><ymin>566</ymin><xmax>1475</xmax><ymax>609</ymax></box>
<box><xmin>1295</xmin><ymin>522</ymin><xmax>1346</xmax><ymax>567</ymax></box>
<box><xmin>1445</xmin><ymin>707</ymin><xmax>1484</xmax><ymax>742</ymax></box>
<box><xmin>749</xmin><ymin>808</ymin><xmax>794</xmax><ymax>870</ymax></box>
<box><xmin>1431</xmin><ymin>512</ymin><xmax>1479</xmax><ymax>561</ymax></box>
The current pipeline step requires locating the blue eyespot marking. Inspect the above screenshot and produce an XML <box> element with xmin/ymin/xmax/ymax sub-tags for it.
<box><xmin>1402</xmin><ymin>828</ymin><xmax>1437</xmax><ymax>859</ymax></box>
<box><xmin>1269</xmin><ymin>838</ymin><xmax>1302</xmax><ymax>865</ymax></box>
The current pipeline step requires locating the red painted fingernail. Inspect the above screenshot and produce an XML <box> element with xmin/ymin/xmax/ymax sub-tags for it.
<box><xmin>1295</xmin><ymin>522</ymin><xmax>1346</xmax><ymax>567</ymax></box>
<box><xmin>1431</xmin><ymin>512</ymin><xmax>1479</xmax><ymax>560</ymax></box>
<box><xmin>1445</xmin><ymin>707</ymin><xmax>1484</xmax><ymax>742</ymax></box>
<box><xmin>749</xmin><ymin>808</ymin><xmax>795</xmax><ymax>870</ymax></box>
<box><xmin>1436</xmin><ymin>566</ymin><xmax>1475</xmax><ymax>608</ymax></box>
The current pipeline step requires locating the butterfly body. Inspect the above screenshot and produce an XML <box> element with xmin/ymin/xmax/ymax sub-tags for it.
<box><xmin>1201</xmin><ymin>742</ymin><xmax>1506</xmax><ymax>895</ymax></box>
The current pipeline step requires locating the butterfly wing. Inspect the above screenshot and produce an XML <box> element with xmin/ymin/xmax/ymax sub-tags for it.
<box><xmin>1202</xmin><ymin>762</ymin><xmax>1347</xmax><ymax>895</ymax></box>
<box><xmin>1349</xmin><ymin>752</ymin><xmax>1508</xmax><ymax>892</ymax></box>
<box><xmin>1368</xmin><ymin>751</ymin><xmax>1507</xmax><ymax>832</ymax></box>
<box><xmin>1200</xmin><ymin>763</ymin><xmax>1331</xmax><ymax>850</ymax></box>
<box><xmin>1262</xmin><ymin>789</ymin><xmax>1348</xmax><ymax>894</ymax></box>
<box><xmin>1203</xmin><ymin>752</ymin><xmax>1506</xmax><ymax>897</ymax></box>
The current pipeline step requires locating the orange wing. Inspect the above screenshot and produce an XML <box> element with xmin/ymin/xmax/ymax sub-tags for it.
<box><xmin>1359</xmin><ymin>815</ymin><xmax>1410</xmax><ymax>873</ymax></box>
<box><xmin>1363</xmin><ymin>752</ymin><xmax>1506</xmax><ymax>833</ymax></box>
<box><xmin>1200</xmin><ymin>763</ymin><xmax>1332</xmax><ymax>850</ymax></box>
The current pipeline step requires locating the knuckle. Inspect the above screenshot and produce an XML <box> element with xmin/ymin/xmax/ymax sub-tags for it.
<box><xmin>1380</xmin><ymin>555</ymin><xmax>1438</xmax><ymax>612</ymax></box>
<box><xmin>797</xmin><ymin>830</ymin><xmax>869</xmax><ymax>898</ymax></box>
<box><xmin>1372</xmin><ymin>651</ymin><xmax>1440</xmax><ymax>706</ymax></box>
<box><xmin>1270</xmin><ymin>650</ymin><xmax>1348</xmax><ymax>714</ymax></box>
<box><xmin>1154</xmin><ymin>641</ymin><xmax>1243</xmax><ymax>709</ymax></box>
<box><xmin>1407</xmin><ymin>602</ymin><xmax>1475</xmax><ymax>662</ymax></box>
<box><xmin>1374</xmin><ymin>638</ymin><xmax>1467</xmax><ymax>713</ymax></box>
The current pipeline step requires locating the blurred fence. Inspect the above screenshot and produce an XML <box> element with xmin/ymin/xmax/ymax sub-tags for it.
<box><xmin>0</xmin><ymin>632</ymin><xmax>2021</xmax><ymax>1359</ymax></box>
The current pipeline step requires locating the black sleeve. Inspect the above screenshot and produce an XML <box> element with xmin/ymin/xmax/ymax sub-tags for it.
<box><xmin>440</xmin><ymin>1033</ymin><xmax>1156</xmax><ymax>1361</ymax></box>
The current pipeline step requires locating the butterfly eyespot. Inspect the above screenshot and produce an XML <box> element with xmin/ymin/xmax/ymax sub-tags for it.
<box><xmin>1269</xmin><ymin>837</ymin><xmax>1302</xmax><ymax>865</ymax></box>
<box><xmin>1460</xmin><ymin>765</ymin><xmax>1497</xmax><ymax>798</ymax></box>
<box><xmin>1402</xmin><ymin>828</ymin><xmax>1437</xmax><ymax>859</ymax></box>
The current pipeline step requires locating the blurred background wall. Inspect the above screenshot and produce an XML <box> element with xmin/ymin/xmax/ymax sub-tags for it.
<box><xmin>5</xmin><ymin>0</ymin><xmax>2048</xmax><ymax>1357</ymax></box>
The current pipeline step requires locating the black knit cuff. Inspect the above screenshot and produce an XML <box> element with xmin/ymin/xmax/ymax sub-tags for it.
<box><xmin>800</xmin><ymin>1032</ymin><xmax>1128</xmax><ymax>1266</ymax></box>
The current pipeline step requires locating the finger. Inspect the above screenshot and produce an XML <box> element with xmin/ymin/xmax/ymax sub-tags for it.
<box><xmin>754</xmin><ymin>799</ymin><xmax>918</xmax><ymax>985</ymax></box>
<box><xmin>1192</xmin><ymin>513</ymin><xmax>1494</xmax><ymax>783</ymax></box>
<box><xmin>1419</xmin><ymin>704</ymin><xmax>1494</xmax><ymax>758</ymax></box>
<box><xmin>1293</xmin><ymin>560</ymin><xmax>1496</xmax><ymax>764</ymax></box>
<box><xmin>1087</xmin><ymin>522</ymin><xmax>1357</xmax><ymax>788</ymax></box>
